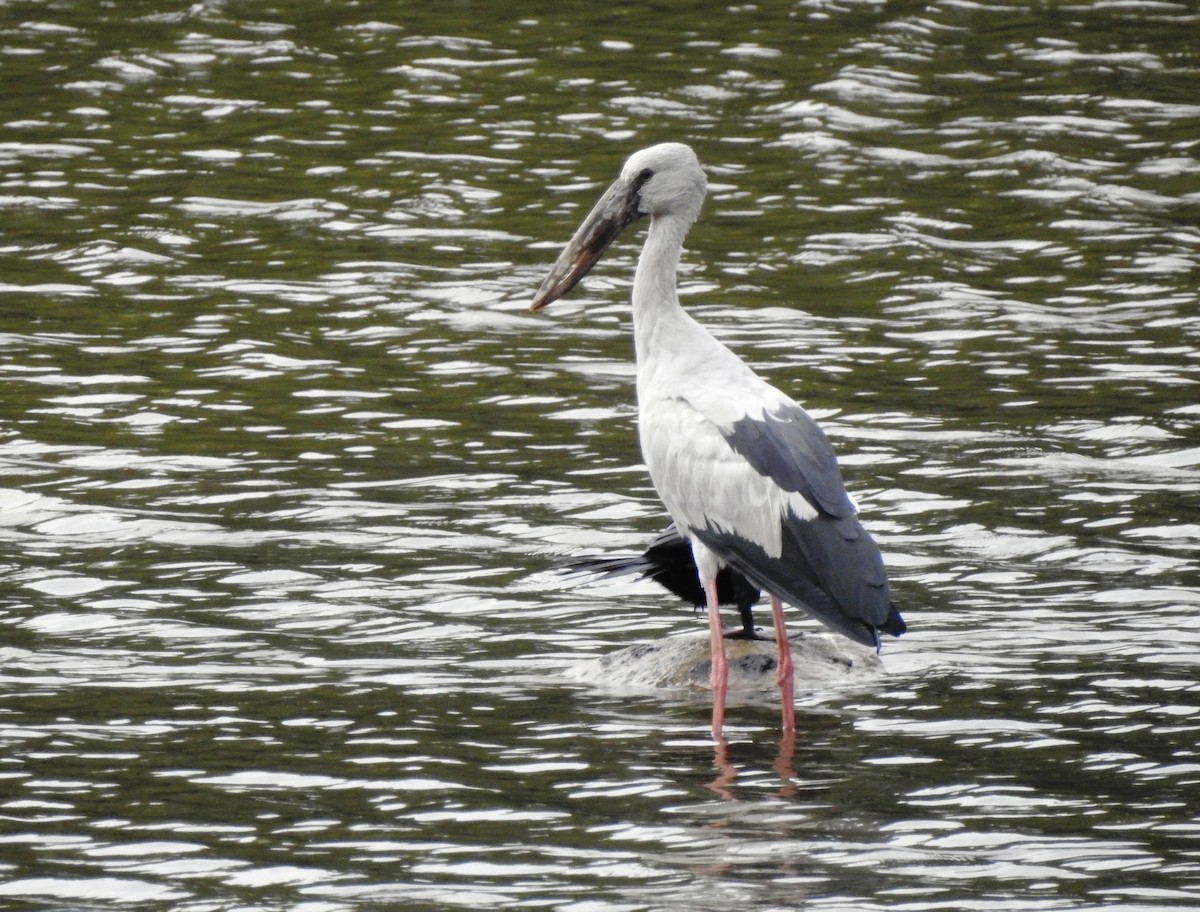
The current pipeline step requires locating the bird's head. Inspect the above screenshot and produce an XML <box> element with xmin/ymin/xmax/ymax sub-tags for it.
<box><xmin>620</xmin><ymin>142</ymin><xmax>707</xmax><ymax>221</ymax></box>
<box><xmin>531</xmin><ymin>142</ymin><xmax>707</xmax><ymax>311</ymax></box>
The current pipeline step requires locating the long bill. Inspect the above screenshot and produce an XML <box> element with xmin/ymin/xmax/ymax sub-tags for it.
<box><xmin>530</xmin><ymin>175</ymin><xmax>644</xmax><ymax>311</ymax></box>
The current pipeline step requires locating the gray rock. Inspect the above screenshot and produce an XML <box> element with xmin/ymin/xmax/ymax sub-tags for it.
<box><xmin>565</xmin><ymin>630</ymin><xmax>883</xmax><ymax>694</ymax></box>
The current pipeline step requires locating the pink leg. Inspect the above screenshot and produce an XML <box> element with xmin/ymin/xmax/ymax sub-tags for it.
<box><xmin>770</xmin><ymin>595</ymin><xmax>795</xmax><ymax>731</ymax></box>
<box><xmin>704</xmin><ymin>577</ymin><xmax>728</xmax><ymax>739</ymax></box>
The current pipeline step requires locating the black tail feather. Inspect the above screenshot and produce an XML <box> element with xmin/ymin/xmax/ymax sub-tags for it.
<box><xmin>557</xmin><ymin>522</ymin><xmax>762</xmax><ymax>629</ymax></box>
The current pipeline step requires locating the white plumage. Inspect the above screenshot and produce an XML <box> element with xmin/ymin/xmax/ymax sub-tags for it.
<box><xmin>532</xmin><ymin>143</ymin><xmax>904</xmax><ymax>738</ymax></box>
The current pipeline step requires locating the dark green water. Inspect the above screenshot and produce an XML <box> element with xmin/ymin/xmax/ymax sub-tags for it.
<box><xmin>1</xmin><ymin>1</ymin><xmax>1198</xmax><ymax>909</ymax></box>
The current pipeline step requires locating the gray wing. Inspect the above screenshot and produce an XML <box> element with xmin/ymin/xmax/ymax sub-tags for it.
<box><xmin>702</xmin><ymin>403</ymin><xmax>893</xmax><ymax>645</ymax></box>
<box><xmin>722</xmin><ymin>403</ymin><xmax>857</xmax><ymax>520</ymax></box>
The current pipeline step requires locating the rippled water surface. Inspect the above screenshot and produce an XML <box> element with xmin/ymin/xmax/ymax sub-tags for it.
<box><xmin>2</xmin><ymin>1</ymin><xmax>1199</xmax><ymax>909</ymax></box>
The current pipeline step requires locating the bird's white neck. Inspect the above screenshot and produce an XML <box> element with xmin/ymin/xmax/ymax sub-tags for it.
<box><xmin>631</xmin><ymin>213</ymin><xmax>693</xmax><ymax>360</ymax></box>
<box><xmin>630</xmin><ymin>209</ymin><xmax>757</xmax><ymax>400</ymax></box>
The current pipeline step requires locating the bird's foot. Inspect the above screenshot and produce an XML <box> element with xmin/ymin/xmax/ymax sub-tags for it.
<box><xmin>722</xmin><ymin>625</ymin><xmax>764</xmax><ymax>641</ymax></box>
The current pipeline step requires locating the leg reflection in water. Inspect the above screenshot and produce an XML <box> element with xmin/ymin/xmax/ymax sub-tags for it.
<box><xmin>705</xmin><ymin>729</ymin><xmax>799</xmax><ymax>800</ymax></box>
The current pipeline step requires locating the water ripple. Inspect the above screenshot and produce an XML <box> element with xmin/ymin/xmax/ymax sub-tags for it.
<box><xmin>0</xmin><ymin>1</ymin><xmax>1198</xmax><ymax>910</ymax></box>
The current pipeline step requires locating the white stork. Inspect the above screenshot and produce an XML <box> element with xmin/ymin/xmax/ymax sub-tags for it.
<box><xmin>531</xmin><ymin>142</ymin><xmax>905</xmax><ymax>738</ymax></box>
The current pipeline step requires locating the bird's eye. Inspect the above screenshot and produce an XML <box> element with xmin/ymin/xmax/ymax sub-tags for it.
<box><xmin>634</xmin><ymin>167</ymin><xmax>653</xmax><ymax>189</ymax></box>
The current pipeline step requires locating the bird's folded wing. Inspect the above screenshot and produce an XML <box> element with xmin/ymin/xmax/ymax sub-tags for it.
<box><xmin>640</xmin><ymin>390</ymin><xmax>893</xmax><ymax>641</ymax></box>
